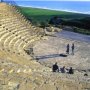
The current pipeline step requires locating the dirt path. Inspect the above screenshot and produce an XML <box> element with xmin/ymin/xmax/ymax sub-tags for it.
<box><xmin>55</xmin><ymin>30</ymin><xmax>90</xmax><ymax>43</ymax></box>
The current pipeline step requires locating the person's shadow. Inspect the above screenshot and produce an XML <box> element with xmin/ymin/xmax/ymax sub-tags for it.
<box><xmin>35</xmin><ymin>53</ymin><xmax>67</xmax><ymax>60</ymax></box>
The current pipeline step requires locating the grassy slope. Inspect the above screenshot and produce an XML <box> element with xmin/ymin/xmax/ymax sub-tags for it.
<box><xmin>18</xmin><ymin>6</ymin><xmax>90</xmax><ymax>35</ymax></box>
<box><xmin>19</xmin><ymin>7</ymin><xmax>90</xmax><ymax>23</ymax></box>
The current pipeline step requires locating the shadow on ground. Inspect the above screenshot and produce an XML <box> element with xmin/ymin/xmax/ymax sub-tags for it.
<box><xmin>35</xmin><ymin>53</ymin><xmax>67</xmax><ymax>60</ymax></box>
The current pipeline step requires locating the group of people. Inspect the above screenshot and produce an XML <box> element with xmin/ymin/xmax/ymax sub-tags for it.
<box><xmin>52</xmin><ymin>62</ymin><xmax>74</xmax><ymax>74</ymax></box>
<box><xmin>66</xmin><ymin>43</ymin><xmax>74</xmax><ymax>55</ymax></box>
<box><xmin>52</xmin><ymin>43</ymin><xmax>75</xmax><ymax>74</ymax></box>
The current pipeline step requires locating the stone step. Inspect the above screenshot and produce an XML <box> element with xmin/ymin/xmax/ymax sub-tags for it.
<box><xmin>8</xmin><ymin>37</ymin><xmax>23</xmax><ymax>53</ymax></box>
<box><xmin>2</xmin><ymin>21</ymin><xmax>31</xmax><ymax>28</ymax></box>
<box><xmin>0</xmin><ymin>31</ymin><xmax>9</xmax><ymax>41</ymax></box>
<box><xmin>1</xmin><ymin>17</ymin><xmax>20</xmax><ymax>21</ymax></box>
<box><xmin>0</xmin><ymin>11</ymin><xmax>30</xmax><ymax>22</ymax></box>
<box><xmin>0</xmin><ymin>33</ymin><xmax>15</xmax><ymax>50</ymax></box>
<box><xmin>16</xmin><ymin>35</ymin><xmax>38</xmax><ymax>50</ymax></box>
<box><xmin>1</xmin><ymin>21</ymin><xmax>28</xmax><ymax>27</ymax></box>
<box><xmin>0</xmin><ymin>27</ymin><xmax>4</xmax><ymax>31</ymax></box>
<box><xmin>1</xmin><ymin>21</ymin><xmax>31</xmax><ymax>31</ymax></box>
<box><xmin>0</xmin><ymin>15</ymin><xmax>31</xmax><ymax>25</ymax></box>
<box><xmin>0</xmin><ymin>30</ymin><xmax>34</xmax><ymax>44</ymax></box>
<box><xmin>4</xmin><ymin>34</ymin><xmax>16</xmax><ymax>51</ymax></box>
<box><xmin>0</xmin><ymin>32</ymin><xmax>30</xmax><ymax>52</ymax></box>
<box><xmin>23</xmin><ymin>36</ymin><xmax>41</xmax><ymax>49</ymax></box>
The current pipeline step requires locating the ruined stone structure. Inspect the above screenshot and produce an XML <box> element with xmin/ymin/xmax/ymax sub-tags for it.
<box><xmin>0</xmin><ymin>2</ymin><xmax>44</xmax><ymax>61</ymax></box>
<box><xmin>0</xmin><ymin>2</ymin><xmax>90</xmax><ymax>90</ymax></box>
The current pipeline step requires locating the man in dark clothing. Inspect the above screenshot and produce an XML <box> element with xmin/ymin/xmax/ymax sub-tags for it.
<box><xmin>60</xmin><ymin>66</ymin><xmax>65</xmax><ymax>73</ymax></box>
<box><xmin>66</xmin><ymin>44</ymin><xmax>69</xmax><ymax>54</ymax></box>
<box><xmin>52</xmin><ymin>62</ymin><xmax>59</xmax><ymax>72</ymax></box>
<box><xmin>71</xmin><ymin>43</ymin><xmax>74</xmax><ymax>55</ymax></box>
<box><xmin>68</xmin><ymin>67</ymin><xmax>74</xmax><ymax>74</ymax></box>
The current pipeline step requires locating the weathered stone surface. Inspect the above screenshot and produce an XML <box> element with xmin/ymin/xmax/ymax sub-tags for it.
<box><xmin>36</xmin><ymin>84</ymin><xmax>56</xmax><ymax>90</ymax></box>
<box><xmin>0</xmin><ymin>2</ymin><xmax>90</xmax><ymax>90</ymax></box>
<box><xmin>8</xmin><ymin>82</ymin><xmax>20</xmax><ymax>90</ymax></box>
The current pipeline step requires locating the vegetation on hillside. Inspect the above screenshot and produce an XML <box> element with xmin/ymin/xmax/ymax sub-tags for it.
<box><xmin>18</xmin><ymin>6</ymin><xmax>90</xmax><ymax>35</ymax></box>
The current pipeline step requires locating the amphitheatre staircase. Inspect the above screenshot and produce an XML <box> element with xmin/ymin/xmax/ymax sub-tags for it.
<box><xmin>0</xmin><ymin>3</ymin><xmax>44</xmax><ymax>64</ymax></box>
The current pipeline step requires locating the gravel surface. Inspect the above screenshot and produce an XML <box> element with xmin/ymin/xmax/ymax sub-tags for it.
<box><xmin>34</xmin><ymin>31</ymin><xmax>90</xmax><ymax>70</ymax></box>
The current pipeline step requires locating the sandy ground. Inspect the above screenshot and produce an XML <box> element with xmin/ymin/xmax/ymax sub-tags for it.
<box><xmin>33</xmin><ymin>30</ymin><xmax>90</xmax><ymax>71</ymax></box>
<box><xmin>0</xmin><ymin>30</ymin><xmax>90</xmax><ymax>90</ymax></box>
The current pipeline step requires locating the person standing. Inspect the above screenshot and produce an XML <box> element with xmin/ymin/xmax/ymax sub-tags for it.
<box><xmin>66</xmin><ymin>44</ymin><xmax>69</xmax><ymax>54</ymax></box>
<box><xmin>71</xmin><ymin>43</ymin><xmax>74</xmax><ymax>55</ymax></box>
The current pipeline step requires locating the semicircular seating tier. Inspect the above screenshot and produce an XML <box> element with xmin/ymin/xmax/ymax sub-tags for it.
<box><xmin>0</xmin><ymin>3</ymin><xmax>44</xmax><ymax>63</ymax></box>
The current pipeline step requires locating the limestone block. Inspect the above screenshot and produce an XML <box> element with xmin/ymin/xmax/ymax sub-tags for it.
<box><xmin>36</xmin><ymin>84</ymin><xmax>56</xmax><ymax>90</ymax></box>
<box><xmin>17</xmin><ymin>69</ymin><xmax>21</xmax><ymax>73</ymax></box>
<box><xmin>0</xmin><ymin>68</ymin><xmax>5</xmax><ymax>73</ymax></box>
<box><xmin>9</xmin><ymin>69</ymin><xmax>14</xmax><ymax>74</ymax></box>
<box><xmin>23</xmin><ymin>68</ymin><xmax>32</xmax><ymax>74</ymax></box>
<box><xmin>8</xmin><ymin>82</ymin><xmax>20</xmax><ymax>90</ymax></box>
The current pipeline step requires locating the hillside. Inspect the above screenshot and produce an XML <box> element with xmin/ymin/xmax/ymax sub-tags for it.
<box><xmin>18</xmin><ymin>6</ymin><xmax>90</xmax><ymax>35</ymax></box>
<box><xmin>19</xmin><ymin>6</ymin><xmax>90</xmax><ymax>23</ymax></box>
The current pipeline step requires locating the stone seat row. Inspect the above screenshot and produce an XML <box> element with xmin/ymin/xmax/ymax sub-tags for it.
<box><xmin>0</xmin><ymin>7</ymin><xmax>31</xmax><ymax>25</ymax></box>
<box><xmin>1</xmin><ymin>18</ymin><xmax>30</xmax><ymax>24</ymax></box>
<box><xmin>0</xmin><ymin>20</ymin><xmax>39</xmax><ymax>39</ymax></box>
<box><xmin>1</xmin><ymin>17</ymin><xmax>28</xmax><ymax>25</ymax></box>
<box><xmin>0</xmin><ymin>19</ymin><xmax>37</xmax><ymax>34</ymax></box>
<box><xmin>1</xmin><ymin>23</ymin><xmax>41</xmax><ymax>36</ymax></box>
<box><xmin>0</xmin><ymin>31</ymin><xmax>38</xmax><ymax>55</ymax></box>
<box><xmin>0</xmin><ymin>24</ymin><xmax>35</xmax><ymax>37</ymax></box>
<box><xmin>1</xmin><ymin>25</ymin><xmax>37</xmax><ymax>38</ymax></box>
<box><xmin>0</xmin><ymin>13</ymin><xmax>28</xmax><ymax>25</ymax></box>
<box><xmin>1</xmin><ymin>22</ymin><xmax>31</xmax><ymax>31</ymax></box>
<box><xmin>0</xmin><ymin>11</ymin><xmax>28</xmax><ymax>24</ymax></box>
<box><xmin>1</xmin><ymin>21</ymin><xmax>31</xmax><ymax>31</ymax></box>
<box><xmin>0</xmin><ymin>38</ymin><xmax>39</xmax><ymax>57</ymax></box>
<box><xmin>0</xmin><ymin>12</ymin><xmax>25</xmax><ymax>19</ymax></box>
<box><xmin>0</xmin><ymin>41</ymin><xmax>33</xmax><ymax>61</ymax></box>
<box><xmin>1</xmin><ymin>17</ymin><xmax>32</xmax><ymax>30</ymax></box>
<box><xmin>0</xmin><ymin>26</ymin><xmax>40</xmax><ymax>57</ymax></box>
<box><xmin>0</xmin><ymin>10</ymin><xmax>22</xmax><ymax>18</ymax></box>
<box><xmin>0</xmin><ymin>17</ymin><xmax>40</xmax><ymax>35</ymax></box>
